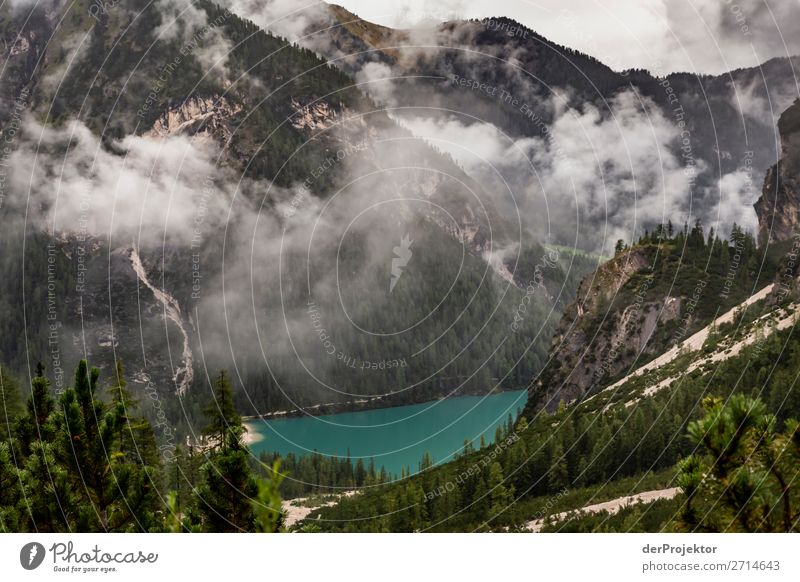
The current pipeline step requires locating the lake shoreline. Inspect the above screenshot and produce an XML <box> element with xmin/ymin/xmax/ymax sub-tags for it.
<box><xmin>242</xmin><ymin>390</ymin><xmax>529</xmax><ymax>478</ymax></box>
<box><xmin>242</xmin><ymin>386</ymin><xmax>526</xmax><ymax>422</ymax></box>
<box><xmin>242</xmin><ymin>424</ymin><xmax>265</xmax><ymax>445</ymax></box>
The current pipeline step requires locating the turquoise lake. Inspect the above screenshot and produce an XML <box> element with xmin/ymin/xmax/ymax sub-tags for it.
<box><xmin>246</xmin><ymin>390</ymin><xmax>528</xmax><ymax>477</ymax></box>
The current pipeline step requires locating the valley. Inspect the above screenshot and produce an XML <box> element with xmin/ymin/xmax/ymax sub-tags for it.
<box><xmin>1</xmin><ymin>0</ymin><xmax>799</xmax><ymax>536</ymax></box>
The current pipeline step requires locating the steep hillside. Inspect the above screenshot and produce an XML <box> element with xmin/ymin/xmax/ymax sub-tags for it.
<box><xmin>0</xmin><ymin>0</ymin><xmax>588</xmax><ymax>433</ymax></box>
<box><xmin>526</xmin><ymin>223</ymin><xmax>775</xmax><ymax>412</ymax></box>
<box><xmin>1</xmin><ymin>0</ymin><xmax>371</xmax><ymax>404</ymax></box>
<box><xmin>307</xmin><ymin>256</ymin><xmax>800</xmax><ymax>531</ymax></box>
<box><xmin>755</xmin><ymin>98</ymin><xmax>800</xmax><ymax>244</ymax></box>
<box><xmin>523</xmin><ymin>95</ymin><xmax>800</xmax><ymax>414</ymax></box>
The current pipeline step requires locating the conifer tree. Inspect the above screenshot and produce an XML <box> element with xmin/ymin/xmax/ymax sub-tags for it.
<box><xmin>252</xmin><ymin>460</ymin><xmax>285</xmax><ymax>533</ymax></box>
<box><xmin>54</xmin><ymin>360</ymin><xmax>159</xmax><ymax>531</ymax></box>
<box><xmin>202</xmin><ymin>370</ymin><xmax>240</xmax><ymax>449</ymax></box>
<box><xmin>195</xmin><ymin>370</ymin><xmax>261</xmax><ymax>532</ymax></box>
<box><xmin>196</xmin><ymin>444</ymin><xmax>258</xmax><ymax>532</ymax></box>
<box><xmin>677</xmin><ymin>395</ymin><xmax>800</xmax><ymax>532</ymax></box>
<box><xmin>19</xmin><ymin>440</ymin><xmax>76</xmax><ymax>531</ymax></box>
<box><xmin>355</xmin><ymin>457</ymin><xmax>366</xmax><ymax>486</ymax></box>
<box><xmin>488</xmin><ymin>461</ymin><xmax>514</xmax><ymax>523</ymax></box>
<box><xmin>0</xmin><ymin>366</ymin><xmax>22</xmax><ymax>441</ymax></box>
<box><xmin>15</xmin><ymin>363</ymin><xmax>55</xmax><ymax>455</ymax></box>
<box><xmin>547</xmin><ymin>441</ymin><xmax>570</xmax><ymax>491</ymax></box>
<box><xmin>0</xmin><ymin>442</ymin><xmax>24</xmax><ymax>531</ymax></box>
<box><xmin>107</xmin><ymin>360</ymin><xmax>159</xmax><ymax>466</ymax></box>
<box><xmin>419</xmin><ymin>451</ymin><xmax>433</xmax><ymax>472</ymax></box>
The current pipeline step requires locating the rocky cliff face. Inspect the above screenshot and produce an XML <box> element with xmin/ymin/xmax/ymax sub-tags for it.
<box><xmin>529</xmin><ymin>105</ymin><xmax>800</xmax><ymax>415</ymax></box>
<box><xmin>530</xmin><ymin>246</ymin><xmax>686</xmax><ymax>411</ymax></box>
<box><xmin>755</xmin><ymin>99</ymin><xmax>800</xmax><ymax>244</ymax></box>
<box><xmin>528</xmin><ymin>99</ymin><xmax>800</xmax><ymax>414</ymax></box>
<box><xmin>148</xmin><ymin>95</ymin><xmax>242</xmax><ymax>143</ymax></box>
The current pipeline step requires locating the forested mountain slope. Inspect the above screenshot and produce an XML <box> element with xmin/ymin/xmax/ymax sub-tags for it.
<box><xmin>304</xmin><ymin>98</ymin><xmax>800</xmax><ymax>532</ymax></box>
<box><xmin>263</xmin><ymin>6</ymin><xmax>800</xmax><ymax>251</ymax></box>
<box><xmin>0</xmin><ymin>0</ymin><xmax>595</xmax><ymax>436</ymax></box>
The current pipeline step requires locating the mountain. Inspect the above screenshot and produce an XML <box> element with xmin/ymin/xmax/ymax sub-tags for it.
<box><xmin>1</xmin><ymin>0</ymin><xmax>599</xmax><ymax>429</ymax></box>
<box><xmin>258</xmin><ymin>6</ymin><xmax>799</xmax><ymax>252</ymax></box>
<box><xmin>527</xmin><ymin>98</ymin><xmax>800</xmax><ymax>412</ymax></box>
<box><xmin>302</xmin><ymin>97</ymin><xmax>800</xmax><ymax>533</ymax></box>
<box><xmin>526</xmin><ymin>224</ymin><xmax>772</xmax><ymax>412</ymax></box>
<box><xmin>315</xmin><ymin>8</ymin><xmax>797</xmax><ymax>175</ymax></box>
<box><xmin>3</xmin><ymin>0</ymin><xmax>800</xmax><ymax>535</ymax></box>
<box><xmin>754</xmin><ymin>98</ymin><xmax>800</xmax><ymax>243</ymax></box>
<box><xmin>2</xmin><ymin>0</ymin><xmax>797</xmax><ymax>428</ymax></box>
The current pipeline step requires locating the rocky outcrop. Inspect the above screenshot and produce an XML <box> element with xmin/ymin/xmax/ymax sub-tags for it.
<box><xmin>148</xmin><ymin>95</ymin><xmax>242</xmax><ymax>143</ymax></box>
<box><xmin>288</xmin><ymin>98</ymin><xmax>369</xmax><ymax>145</ymax></box>
<box><xmin>754</xmin><ymin>99</ymin><xmax>800</xmax><ymax>244</ymax></box>
<box><xmin>564</xmin><ymin>247</ymin><xmax>651</xmax><ymax>321</ymax></box>
<box><xmin>290</xmin><ymin>98</ymin><xmax>340</xmax><ymax>132</ymax></box>
<box><xmin>530</xmin><ymin>247</ymin><xmax>684</xmax><ymax>411</ymax></box>
<box><xmin>531</xmin><ymin>98</ymin><xmax>800</xmax><ymax>414</ymax></box>
<box><xmin>6</xmin><ymin>35</ymin><xmax>31</xmax><ymax>56</ymax></box>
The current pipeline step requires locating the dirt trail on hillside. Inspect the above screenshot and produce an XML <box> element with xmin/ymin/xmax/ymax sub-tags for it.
<box><xmin>283</xmin><ymin>490</ymin><xmax>357</xmax><ymax>529</ymax></box>
<box><xmin>526</xmin><ymin>487</ymin><xmax>681</xmax><ymax>532</ymax></box>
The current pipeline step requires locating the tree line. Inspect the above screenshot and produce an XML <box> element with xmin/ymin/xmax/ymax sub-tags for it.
<box><xmin>0</xmin><ymin>360</ymin><xmax>283</xmax><ymax>532</ymax></box>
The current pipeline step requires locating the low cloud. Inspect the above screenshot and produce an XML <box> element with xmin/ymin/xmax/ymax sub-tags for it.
<box><xmin>706</xmin><ymin>169</ymin><xmax>760</xmax><ymax>234</ymax></box>
<box><xmin>9</xmin><ymin>115</ymin><xmax>235</xmax><ymax>246</ymax></box>
<box><xmin>155</xmin><ymin>0</ymin><xmax>233</xmax><ymax>80</ymax></box>
<box><xmin>356</xmin><ymin>62</ymin><xmax>399</xmax><ymax>107</ymax></box>
<box><xmin>657</xmin><ymin>0</ymin><xmax>800</xmax><ymax>74</ymax></box>
<box><xmin>394</xmin><ymin>89</ymin><xmax>760</xmax><ymax>254</ymax></box>
<box><xmin>729</xmin><ymin>75</ymin><xmax>798</xmax><ymax>127</ymax></box>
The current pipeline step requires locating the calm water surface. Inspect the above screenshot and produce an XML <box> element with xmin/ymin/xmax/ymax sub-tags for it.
<box><xmin>247</xmin><ymin>390</ymin><xmax>528</xmax><ymax>477</ymax></box>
